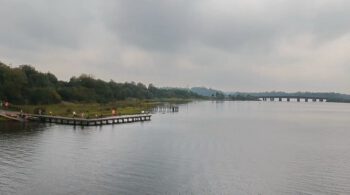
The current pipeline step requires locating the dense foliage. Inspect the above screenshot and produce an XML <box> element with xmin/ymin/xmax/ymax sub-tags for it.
<box><xmin>0</xmin><ymin>62</ymin><xmax>202</xmax><ymax>104</ymax></box>
<box><xmin>228</xmin><ymin>94</ymin><xmax>258</xmax><ymax>101</ymax></box>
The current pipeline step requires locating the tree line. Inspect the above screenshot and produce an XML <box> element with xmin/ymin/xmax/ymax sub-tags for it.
<box><xmin>0</xmin><ymin>62</ymin><xmax>202</xmax><ymax>105</ymax></box>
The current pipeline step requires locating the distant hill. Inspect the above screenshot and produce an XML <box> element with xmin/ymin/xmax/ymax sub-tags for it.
<box><xmin>191</xmin><ymin>87</ymin><xmax>223</xmax><ymax>97</ymax></box>
<box><xmin>191</xmin><ymin>87</ymin><xmax>350</xmax><ymax>102</ymax></box>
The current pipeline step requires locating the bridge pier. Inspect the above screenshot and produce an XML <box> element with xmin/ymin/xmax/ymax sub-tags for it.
<box><xmin>257</xmin><ymin>96</ymin><xmax>328</xmax><ymax>103</ymax></box>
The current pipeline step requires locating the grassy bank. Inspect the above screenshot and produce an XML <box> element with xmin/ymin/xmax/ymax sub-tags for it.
<box><xmin>9</xmin><ymin>99</ymin><xmax>192</xmax><ymax>118</ymax></box>
<box><xmin>0</xmin><ymin>116</ymin><xmax>8</xmax><ymax>121</ymax></box>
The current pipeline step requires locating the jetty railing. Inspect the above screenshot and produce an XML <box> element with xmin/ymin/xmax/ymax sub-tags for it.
<box><xmin>152</xmin><ymin>105</ymin><xmax>179</xmax><ymax>113</ymax></box>
<box><xmin>30</xmin><ymin>114</ymin><xmax>152</xmax><ymax>126</ymax></box>
<box><xmin>0</xmin><ymin>109</ymin><xmax>151</xmax><ymax>126</ymax></box>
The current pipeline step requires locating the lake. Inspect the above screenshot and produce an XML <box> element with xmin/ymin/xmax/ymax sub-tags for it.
<box><xmin>1</xmin><ymin>101</ymin><xmax>350</xmax><ymax>194</ymax></box>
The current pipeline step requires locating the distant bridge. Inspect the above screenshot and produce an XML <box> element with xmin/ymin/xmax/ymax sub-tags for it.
<box><xmin>256</xmin><ymin>96</ymin><xmax>327</xmax><ymax>102</ymax></box>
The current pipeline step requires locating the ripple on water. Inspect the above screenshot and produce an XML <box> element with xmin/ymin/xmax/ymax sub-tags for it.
<box><xmin>2</xmin><ymin>102</ymin><xmax>350</xmax><ymax>194</ymax></box>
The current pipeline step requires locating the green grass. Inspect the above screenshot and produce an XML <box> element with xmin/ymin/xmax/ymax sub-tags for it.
<box><xmin>0</xmin><ymin>116</ymin><xmax>8</xmax><ymax>121</ymax></box>
<box><xmin>10</xmin><ymin>99</ymin><xmax>192</xmax><ymax>118</ymax></box>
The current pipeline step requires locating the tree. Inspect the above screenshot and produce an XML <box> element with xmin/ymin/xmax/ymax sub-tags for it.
<box><xmin>0</xmin><ymin>62</ymin><xmax>204</xmax><ymax>104</ymax></box>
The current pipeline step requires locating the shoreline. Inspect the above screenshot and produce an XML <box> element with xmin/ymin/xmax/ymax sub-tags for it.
<box><xmin>1</xmin><ymin>99</ymin><xmax>192</xmax><ymax>121</ymax></box>
<box><xmin>3</xmin><ymin>99</ymin><xmax>346</xmax><ymax>122</ymax></box>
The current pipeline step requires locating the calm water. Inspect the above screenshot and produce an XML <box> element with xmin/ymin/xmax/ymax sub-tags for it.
<box><xmin>1</xmin><ymin>101</ymin><xmax>350</xmax><ymax>195</ymax></box>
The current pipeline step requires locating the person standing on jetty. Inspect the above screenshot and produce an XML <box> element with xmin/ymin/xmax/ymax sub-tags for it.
<box><xmin>3</xmin><ymin>101</ymin><xmax>9</xmax><ymax>110</ymax></box>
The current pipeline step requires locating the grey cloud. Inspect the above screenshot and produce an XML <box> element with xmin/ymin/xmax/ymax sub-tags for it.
<box><xmin>1</xmin><ymin>0</ymin><xmax>350</xmax><ymax>92</ymax></box>
<box><xmin>0</xmin><ymin>0</ymin><xmax>94</xmax><ymax>51</ymax></box>
<box><xmin>103</xmin><ymin>0</ymin><xmax>350</xmax><ymax>53</ymax></box>
<box><xmin>103</xmin><ymin>0</ymin><xmax>197</xmax><ymax>51</ymax></box>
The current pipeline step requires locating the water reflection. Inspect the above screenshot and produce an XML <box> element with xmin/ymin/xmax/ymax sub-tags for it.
<box><xmin>1</xmin><ymin>101</ymin><xmax>350</xmax><ymax>194</ymax></box>
<box><xmin>0</xmin><ymin>122</ymin><xmax>47</xmax><ymax>194</ymax></box>
<box><xmin>0</xmin><ymin>121</ymin><xmax>44</xmax><ymax>133</ymax></box>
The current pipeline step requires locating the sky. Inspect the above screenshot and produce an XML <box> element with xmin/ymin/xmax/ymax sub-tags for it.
<box><xmin>1</xmin><ymin>0</ymin><xmax>350</xmax><ymax>93</ymax></box>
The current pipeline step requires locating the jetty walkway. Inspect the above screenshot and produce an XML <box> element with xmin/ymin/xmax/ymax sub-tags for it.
<box><xmin>0</xmin><ymin>110</ymin><xmax>151</xmax><ymax>126</ymax></box>
<box><xmin>0</xmin><ymin>110</ymin><xmax>27</xmax><ymax>122</ymax></box>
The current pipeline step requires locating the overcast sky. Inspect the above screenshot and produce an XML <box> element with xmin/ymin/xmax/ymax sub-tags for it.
<box><xmin>1</xmin><ymin>0</ymin><xmax>350</xmax><ymax>92</ymax></box>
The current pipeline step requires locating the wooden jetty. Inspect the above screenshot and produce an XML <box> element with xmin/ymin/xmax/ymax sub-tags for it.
<box><xmin>152</xmin><ymin>105</ymin><xmax>179</xmax><ymax>113</ymax></box>
<box><xmin>0</xmin><ymin>110</ymin><xmax>27</xmax><ymax>122</ymax></box>
<box><xmin>0</xmin><ymin>109</ymin><xmax>151</xmax><ymax>126</ymax></box>
<box><xmin>32</xmin><ymin>114</ymin><xmax>152</xmax><ymax>126</ymax></box>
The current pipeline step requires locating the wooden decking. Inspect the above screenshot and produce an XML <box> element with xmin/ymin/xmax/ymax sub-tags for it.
<box><xmin>0</xmin><ymin>110</ymin><xmax>27</xmax><ymax>122</ymax></box>
<box><xmin>0</xmin><ymin>109</ymin><xmax>151</xmax><ymax>126</ymax></box>
<box><xmin>152</xmin><ymin>105</ymin><xmax>179</xmax><ymax>113</ymax></box>
<box><xmin>33</xmin><ymin>114</ymin><xmax>152</xmax><ymax>126</ymax></box>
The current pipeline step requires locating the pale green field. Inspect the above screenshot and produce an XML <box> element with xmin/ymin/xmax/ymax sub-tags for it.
<box><xmin>7</xmin><ymin>99</ymin><xmax>191</xmax><ymax>118</ymax></box>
